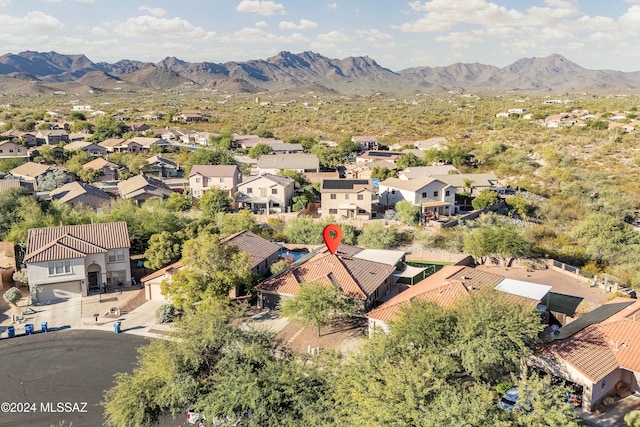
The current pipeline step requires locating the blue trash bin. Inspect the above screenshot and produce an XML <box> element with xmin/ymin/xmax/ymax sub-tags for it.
<box><xmin>113</xmin><ymin>321</ymin><xmax>121</xmax><ymax>334</ymax></box>
<box><xmin>7</xmin><ymin>326</ymin><xmax>15</xmax><ymax>338</ymax></box>
<box><xmin>24</xmin><ymin>324</ymin><xmax>34</xmax><ymax>335</ymax></box>
<box><xmin>41</xmin><ymin>322</ymin><xmax>48</xmax><ymax>332</ymax></box>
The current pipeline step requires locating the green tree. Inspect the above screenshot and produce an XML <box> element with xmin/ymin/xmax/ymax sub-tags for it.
<box><xmin>311</xmin><ymin>144</ymin><xmax>343</xmax><ymax>168</ymax></box>
<box><xmin>91</xmin><ymin>115</ymin><xmax>127</xmax><ymax>141</ymax></box>
<box><xmin>453</xmin><ymin>292</ymin><xmax>542</xmax><ymax>382</ymax></box>
<box><xmin>65</xmin><ymin>150</ymin><xmax>93</xmax><ymax>174</ymax></box>
<box><xmin>283</xmin><ymin>215</ymin><xmax>324</xmax><ymax>244</ymax></box>
<box><xmin>248</xmin><ymin>143</ymin><xmax>273</xmax><ymax>159</ymax></box>
<box><xmin>357</xmin><ymin>222</ymin><xmax>399</xmax><ymax>249</ymax></box>
<box><xmin>0</xmin><ymin>158</ymin><xmax>25</xmax><ymax>173</ymax></box>
<box><xmin>506</xmin><ymin>195</ymin><xmax>531</xmax><ymax>219</ymax></box>
<box><xmin>183</xmin><ymin>148</ymin><xmax>236</xmax><ymax>175</ymax></box>
<box><xmin>280</xmin><ymin>281</ymin><xmax>355</xmax><ymax>336</ymax></box>
<box><xmin>370</xmin><ymin>166</ymin><xmax>396</xmax><ymax>180</ymax></box>
<box><xmin>144</xmin><ymin>231</ymin><xmax>183</xmax><ymax>270</ymax></box>
<box><xmin>200</xmin><ymin>188</ymin><xmax>232</xmax><ymax>216</ymax></box>
<box><xmin>395</xmin><ymin>200</ymin><xmax>421</xmax><ymax>225</ymax></box>
<box><xmin>215</xmin><ymin>210</ymin><xmax>259</xmax><ymax>235</ymax></box>
<box><xmin>571</xmin><ymin>212</ymin><xmax>640</xmax><ymax>265</ymax></box>
<box><xmin>292</xmin><ymin>185</ymin><xmax>317</xmax><ymax>212</ymax></box>
<box><xmin>396</xmin><ymin>153</ymin><xmax>426</xmax><ymax>169</ymax></box>
<box><xmin>277</xmin><ymin>169</ymin><xmax>310</xmax><ymax>189</ymax></box>
<box><xmin>165</xmin><ymin>192</ymin><xmax>192</xmax><ymax>212</ymax></box>
<box><xmin>472</xmin><ymin>189</ymin><xmax>500</xmax><ymax>210</ymax></box>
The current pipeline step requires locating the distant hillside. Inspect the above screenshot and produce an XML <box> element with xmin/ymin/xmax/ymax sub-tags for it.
<box><xmin>0</xmin><ymin>50</ymin><xmax>639</xmax><ymax>95</ymax></box>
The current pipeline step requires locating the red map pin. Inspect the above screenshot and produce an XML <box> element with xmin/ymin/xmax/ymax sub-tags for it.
<box><xmin>322</xmin><ymin>224</ymin><xmax>342</xmax><ymax>254</ymax></box>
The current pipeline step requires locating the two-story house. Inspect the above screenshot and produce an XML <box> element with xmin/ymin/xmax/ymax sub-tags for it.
<box><xmin>0</xmin><ymin>140</ymin><xmax>29</xmax><ymax>159</ymax></box>
<box><xmin>189</xmin><ymin>165</ymin><xmax>242</xmax><ymax>198</ymax></box>
<box><xmin>351</xmin><ymin>135</ymin><xmax>378</xmax><ymax>152</ymax></box>
<box><xmin>379</xmin><ymin>176</ymin><xmax>455</xmax><ymax>217</ymax></box>
<box><xmin>82</xmin><ymin>157</ymin><xmax>123</xmax><ymax>182</ymax></box>
<box><xmin>235</xmin><ymin>173</ymin><xmax>294</xmax><ymax>214</ymax></box>
<box><xmin>23</xmin><ymin>222</ymin><xmax>132</xmax><ymax>303</ymax></box>
<box><xmin>49</xmin><ymin>181</ymin><xmax>113</xmax><ymax>210</ymax></box>
<box><xmin>35</xmin><ymin>129</ymin><xmax>70</xmax><ymax>146</ymax></box>
<box><xmin>320</xmin><ymin>179</ymin><xmax>377</xmax><ymax>220</ymax></box>
<box><xmin>144</xmin><ymin>155</ymin><xmax>180</xmax><ymax>178</ymax></box>
<box><xmin>117</xmin><ymin>174</ymin><xmax>173</xmax><ymax>203</ymax></box>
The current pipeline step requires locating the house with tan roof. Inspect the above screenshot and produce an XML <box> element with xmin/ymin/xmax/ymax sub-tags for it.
<box><xmin>82</xmin><ymin>157</ymin><xmax>122</xmax><ymax>182</ymax></box>
<box><xmin>50</xmin><ymin>181</ymin><xmax>112</xmax><ymax>209</ymax></box>
<box><xmin>63</xmin><ymin>140</ymin><xmax>107</xmax><ymax>156</ymax></box>
<box><xmin>35</xmin><ymin>129</ymin><xmax>70</xmax><ymax>146</ymax></box>
<box><xmin>23</xmin><ymin>222</ymin><xmax>131</xmax><ymax>303</ymax></box>
<box><xmin>351</xmin><ymin>135</ymin><xmax>378</xmax><ymax>152</ymax></box>
<box><xmin>320</xmin><ymin>179</ymin><xmax>377</xmax><ymax>220</ymax></box>
<box><xmin>117</xmin><ymin>174</ymin><xmax>172</xmax><ymax>203</ymax></box>
<box><xmin>379</xmin><ymin>176</ymin><xmax>455</xmax><ymax>217</ymax></box>
<box><xmin>0</xmin><ymin>140</ymin><xmax>29</xmax><ymax>159</ymax></box>
<box><xmin>255</xmin><ymin>244</ymin><xmax>397</xmax><ymax>311</ymax></box>
<box><xmin>257</xmin><ymin>153</ymin><xmax>319</xmax><ymax>175</ymax></box>
<box><xmin>530</xmin><ymin>299</ymin><xmax>640</xmax><ymax>411</ymax></box>
<box><xmin>189</xmin><ymin>164</ymin><xmax>242</xmax><ymax>198</ymax></box>
<box><xmin>141</xmin><ymin>260</ymin><xmax>182</xmax><ymax>301</ymax></box>
<box><xmin>9</xmin><ymin>162</ymin><xmax>54</xmax><ymax>184</ymax></box>
<box><xmin>235</xmin><ymin>173</ymin><xmax>294</xmax><ymax>214</ymax></box>
<box><xmin>143</xmin><ymin>155</ymin><xmax>180</xmax><ymax>178</ymax></box>
<box><xmin>98</xmin><ymin>138</ymin><xmax>127</xmax><ymax>153</ymax></box>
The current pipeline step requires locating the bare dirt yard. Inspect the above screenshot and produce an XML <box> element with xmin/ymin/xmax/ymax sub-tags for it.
<box><xmin>274</xmin><ymin>317</ymin><xmax>368</xmax><ymax>356</ymax></box>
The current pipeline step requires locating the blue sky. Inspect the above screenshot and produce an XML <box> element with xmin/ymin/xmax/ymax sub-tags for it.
<box><xmin>1</xmin><ymin>0</ymin><xmax>640</xmax><ymax>71</ymax></box>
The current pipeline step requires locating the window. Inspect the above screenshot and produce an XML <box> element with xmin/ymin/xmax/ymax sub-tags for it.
<box><xmin>329</xmin><ymin>209</ymin><xmax>338</xmax><ymax>214</ymax></box>
<box><xmin>433</xmin><ymin>191</ymin><xmax>438</xmax><ymax>197</ymax></box>
<box><xmin>391</xmin><ymin>189</ymin><xmax>396</xmax><ymax>195</ymax></box>
<box><xmin>358</xmin><ymin>209</ymin><xmax>367</xmax><ymax>214</ymax></box>
<box><xmin>195</xmin><ymin>177</ymin><xmax>201</xmax><ymax>183</ymax></box>
<box><xmin>271</xmin><ymin>188</ymin><xmax>277</xmax><ymax>195</ymax></box>
<box><xmin>107</xmin><ymin>270</ymin><xmax>127</xmax><ymax>285</ymax></box>
<box><xmin>247</xmin><ymin>187</ymin><xmax>253</xmax><ymax>194</ymax></box>
<box><xmin>421</xmin><ymin>192</ymin><xmax>427</xmax><ymax>198</ymax></box>
<box><xmin>48</xmin><ymin>261</ymin><xmax>71</xmax><ymax>275</ymax></box>
<box><xmin>260</xmin><ymin>188</ymin><xmax>267</xmax><ymax>198</ymax></box>
<box><xmin>108</xmin><ymin>249</ymin><xmax>125</xmax><ymax>263</ymax></box>
<box><xmin>220</xmin><ymin>177</ymin><xmax>225</xmax><ymax>183</ymax></box>
<box><xmin>344</xmin><ymin>194</ymin><xmax>350</xmax><ymax>200</ymax></box>
<box><xmin>330</xmin><ymin>194</ymin><xmax>336</xmax><ymax>200</ymax></box>
<box><xmin>357</xmin><ymin>194</ymin><xmax>364</xmax><ymax>201</ymax></box>
<box><xmin>445</xmin><ymin>190</ymin><xmax>450</xmax><ymax>197</ymax></box>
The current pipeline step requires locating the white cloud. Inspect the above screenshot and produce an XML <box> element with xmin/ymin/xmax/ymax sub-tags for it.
<box><xmin>114</xmin><ymin>16</ymin><xmax>217</xmax><ymax>41</ymax></box>
<box><xmin>138</xmin><ymin>6</ymin><xmax>167</xmax><ymax>17</ymax></box>
<box><xmin>356</xmin><ymin>28</ymin><xmax>394</xmax><ymax>41</ymax></box>
<box><xmin>91</xmin><ymin>26</ymin><xmax>108</xmax><ymax>36</ymax></box>
<box><xmin>0</xmin><ymin>11</ymin><xmax>65</xmax><ymax>32</ymax></box>
<box><xmin>619</xmin><ymin>5</ymin><xmax>640</xmax><ymax>28</ymax></box>
<box><xmin>279</xmin><ymin>19</ymin><xmax>317</xmax><ymax>30</ymax></box>
<box><xmin>327</xmin><ymin>2</ymin><xmax>337</xmax><ymax>10</ymax></box>
<box><xmin>224</xmin><ymin>27</ymin><xmax>308</xmax><ymax>44</ymax></box>
<box><xmin>42</xmin><ymin>0</ymin><xmax>63</xmax><ymax>3</ymax></box>
<box><xmin>435</xmin><ymin>32</ymin><xmax>477</xmax><ymax>49</ymax></box>
<box><xmin>74</xmin><ymin>0</ymin><xmax>97</xmax><ymax>3</ymax></box>
<box><xmin>0</xmin><ymin>0</ymin><xmax>10</xmax><ymax>5</ymax></box>
<box><xmin>236</xmin><ymin>0</ymin><xmax>285</xmax><ymax>16</ymax></box>
<box><xmin>315</xmin><ymin>30</ymin><xmax>350</xmax><ymax>44</ymax></box>
<box><xmin>255</xmin><ymin>20</ymin><xmax>268</xmax><ymax>28</ymax></box>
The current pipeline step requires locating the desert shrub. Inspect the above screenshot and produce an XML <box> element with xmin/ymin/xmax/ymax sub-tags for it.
<box><xmin>155</xmin><ymin>303</ymin><xmax>177</xmax><ymax>324</ymax></box>
<box><xmin>625</xmin><ymin>410</ymin><xmax>640</xmax><ymax>427</ymax></box>
<box><xmin>3</xmin><ymin>287</ymin><xmax>22</xmax><ymax>306</ymax></box>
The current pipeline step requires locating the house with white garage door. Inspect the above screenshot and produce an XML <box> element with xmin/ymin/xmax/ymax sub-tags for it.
<box><xmin>23</xmin><ymin>222</ymin><xmax>131</xmax><ymax>304</ymax></box>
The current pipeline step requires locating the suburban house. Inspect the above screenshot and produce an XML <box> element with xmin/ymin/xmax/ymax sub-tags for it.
<box><xmin>82</xmin><ymin>157</ymin><xmax>123</xmax><ymax>182</ymax></box>
<box><xmin>344</xmin><ymin>161</ymin><xmax>396</xmax><ymax>180</ymax></box>
<box><xmin>0</xmin><ymin>140</ymin><xmax>29</xmax><ymax>159</ymax></box>
<box><xmin>257</xmin><ymin>153</ymin><xmax>320</xmax><ymax>175</ymax></box>
<box><xmin>352</xmin><ymin>135</ymin><xmax>378</xmax><ymax>152</ymax></box>
<box><xmin>1</xmin><ymin>130</ymin><xmax>37</xmax><ymax>147</ymax></box>
<box><xmin>35</xmin><ymin>129</ymin><xmax>70</xmax><ymax>145</ymax></box>
<box><xmin>367</xmin><ymin>265</ymin><xmax>550</xmax><ymax>336</ymax></box>
<box><xmin>10</xmin><ymin>162</ymin><xmax>54</xmax><ymax>184</ymax></box>
<box><xmin>117</xmin><ymin>174</ymin><xmax>173</xmax><ymax>202</ymax></box>
<box><xmin>379</xmin><ymin>176</ymin><xmax>455</xmax><ymax>217</ymax></box>
<box><xmin>189</xmin><ymin>164</ymin><xmax>242</xmax><ymax>198</ymax></box>
<box><xmin>530</xmin><ymin>299</ymin><xmax>640</xmax><ymax>412</ymax></box>
<box><xmin>222</xmin><ymin>230</ymin><xmax>280</xmax><ymax>277</ymax></box>
<box><xmin>0</xmin><ymin>179</ymin><xmax>25</xmax><ymax>194</ymax></box>
<box><xmin>23</xmin><ymin>222</ymin><xmax>132</xmax><ymax>303</ymax></box>
<box><xmin>144</xmin><ymin>155</ymin><xmax>180</xmax><ymax>178</ymax></box>
<box><xmin>235</xmin><ymin>173</ymin><xmax>295</xmax><ymax>214</ymax></box>
<box><xmin>63</xmin><ymin>141</ymin><xmax>108</xmax><ymax>156</ymax></box>
<box><xmin>234</xmin><ymin>135</ymin><xmax>304</xmax><ymax>154</ymax></box>
<box><xmin>124</xmin><ymin>137</ymin><xmax>168</xmax><ymax>152</ymax></box>
<box><xmin>430</xmin><ymin>172</ymin><xmax>500</xmax><ymax>196</ymax></box>
<box><xmin>173</xmin><ymin>112</ymin><xmax>206</xmax><ymax>122</ymax></box>
<box><xmin>255</xmin><ymin>245</ymin><xmax>396</xmax><ymax>312</ymax></box>
<box><xmin>398</xmin><ymin>165</ymin><xmax>459</xmax><ymax>180</ymax></box>
<box><xmin>142</xmin><ymin>232</ymin><xmax>279</xmax><ymax>301</ymax></box>
<box><xmin>49</xmin><ymin>181</ymin><xmax>112</xmax><ymax>210</ymax></box>
<box><xmin>356</xmin><ymin>151</ymin><xmax>402</xmax><ymax>164</ymax></box>
<box><xmin>98</xmin><ymin>138</ymin><xmax>127</xmax><ymax>153</ymax></box>
<box><xmin>320</xmin><ymin>179</ymin><xmax>377</xmax><ymax>220</ymax></box>
<box><xmin>141</xmin><ymin>260</ymin><xmax>182</xmax><ymax>301</ymax></box>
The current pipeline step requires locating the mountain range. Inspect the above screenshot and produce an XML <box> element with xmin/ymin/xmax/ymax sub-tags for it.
<box><xmin>0</xmin><ymin>50</ymin><xmax>639</xmax><ymax>95</ymax></box>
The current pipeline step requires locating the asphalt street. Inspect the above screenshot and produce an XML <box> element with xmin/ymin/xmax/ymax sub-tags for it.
<box><xmin>0</xmin><ymin>329</ymin><xmax>148</xmax><ymax>427</ymax></box>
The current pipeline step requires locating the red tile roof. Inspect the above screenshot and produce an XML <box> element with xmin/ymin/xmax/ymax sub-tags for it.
<box><xmin>24</xmin><ymin>222</ymin><xmax>130</xmax><ymax>263</ymax></box>
<box><xmin>140</xmin><ymin>260</ymin><xmax>183</xmax><ymax>283</ymax></box>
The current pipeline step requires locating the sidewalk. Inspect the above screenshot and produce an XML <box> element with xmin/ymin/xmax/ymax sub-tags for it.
<box><xmin>577</xmin><ymin>394</ymin><xmax>640</xmax><ymax>427</ymax></box>
<box><xmin>0</xmin><ymin>288</ymin><xmax>173</xmax><ymax>339</ymax></box>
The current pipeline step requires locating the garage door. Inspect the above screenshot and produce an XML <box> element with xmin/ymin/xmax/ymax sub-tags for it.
<box><xmin>148</xmin><ymin>283</ymin><xmax>168</xmax><ymax>301</ymax></box>
<box><xmin>36</xmin><ymin>281</ymin><xmax>82</xmax><ymax>303</ymax></box>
